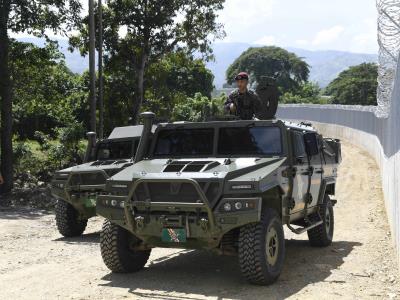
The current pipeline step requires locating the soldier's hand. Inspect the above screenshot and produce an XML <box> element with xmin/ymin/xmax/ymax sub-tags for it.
<box><xmin>229</xmin><ymin>103</ymin><xmax>237</xmax><ymax>114</ymax></box>
<box><xmin>0</xmin><ymin>175</ymin><xmax>4</xmax><ymax>185</ymax></box>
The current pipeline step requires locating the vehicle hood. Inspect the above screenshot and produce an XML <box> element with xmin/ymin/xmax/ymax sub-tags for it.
<box><xmin>55</xmin><ymin>159</ymin><xmax>134</xmax><ymax>175</ymax></box>
<box><xmin>110</xmin><ymin>157</ymin><xmax>287</xmax><ymax>183</ymax></box>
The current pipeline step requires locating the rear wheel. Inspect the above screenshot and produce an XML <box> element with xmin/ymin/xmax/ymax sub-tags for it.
<box><xmin>238</xmin><ymin>208</ymin><xmax>285</xmax><ymax>285</ymax></box>
<box><xmin>307</xmin><ymin>194</ymin><xmax>334</xmax><ymax>247</ymax></box>
<box><xmin>100</xmin><ymin>219</ymin><xmax>151</xmax><ymax>273</ymax></box>
<box><xmin>55</xmin><ymin>199</ymin><xmax>88</xmax><ymax>237</ymax></box>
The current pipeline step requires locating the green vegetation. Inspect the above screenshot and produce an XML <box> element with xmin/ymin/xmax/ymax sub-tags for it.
<box><xmin>325</xmin><ymin>63</ymin><xmax>378</xmax><ymax>105</ymax></box>
<box><xmin>0</xmin><ymin>0</ymin><xmax>82</xmax><ymax>194</ymax></box>
<box><xmin>281</xmin><ymin>82</ymin><xmax>328</xmax><ymax>104</ymax></box>
<box><xmin>70</xmin><ymin>0</ymin><xmax>225</xmax><ymax>124</ymax></box>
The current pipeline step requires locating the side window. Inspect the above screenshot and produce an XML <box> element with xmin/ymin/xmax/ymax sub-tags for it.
<box><xmin>310</xmin><ymin>135</ymin><xmax>322</xmax><ymax>164</ymax></box>
<box><xmin>292</xmin><ymin>132</ymin><xmax>306</xmax><ymax>159</ymax></box>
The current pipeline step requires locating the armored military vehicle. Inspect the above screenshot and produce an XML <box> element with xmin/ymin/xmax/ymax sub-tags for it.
<box><xmin>97</xmin><ymin>112</ymin><xmax>341</xmax><ymax>285</ymax></box>
<box><xmin>51</xmin><ymin>125</ymin><xmax>147</xmax><ymax>237</ymax></box>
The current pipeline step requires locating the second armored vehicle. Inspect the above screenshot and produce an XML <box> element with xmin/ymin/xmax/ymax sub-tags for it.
<box><xmin>97</xmin><ymin>113</ymin><xmax>341</xmax><ymax>285</ymax></box>
<box><xmin>51</xmin><ymin>125</ymin><xmax>146</xmax><ymax>237</ymax></box>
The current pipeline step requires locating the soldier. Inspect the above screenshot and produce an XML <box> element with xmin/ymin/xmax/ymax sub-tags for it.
<box><xmin>224</xmin><ymin>72</ymin><xmax>262</xmax><ymax>120</ymax></box>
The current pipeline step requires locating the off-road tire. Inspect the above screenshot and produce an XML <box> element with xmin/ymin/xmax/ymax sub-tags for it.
<box><xmin>55</xmin><ymin>199</ymin><xmax>88</xmax><ymax>237</ymax></box>
<box><xmin>307</xmin><ymin>194</ymin><xmax>334</xmax><ymax>247</ymax></box>
<box><xmin>100</xmin><ymin>219</ymin><xmax>151</xmax><ymax>273</ymax></box>
<box><xmin>238</xmin><ymin>208</ymin><xmax>285</xmax><ymax>285</ymax></box>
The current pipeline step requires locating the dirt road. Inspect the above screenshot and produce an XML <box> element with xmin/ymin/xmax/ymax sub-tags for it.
<box><xmin>0</xmin><ymin>143</ymin><xmax>399</xmax><ymax>300</ymax></box>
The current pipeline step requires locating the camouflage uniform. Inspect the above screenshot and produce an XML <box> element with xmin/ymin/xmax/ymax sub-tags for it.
<box><xmin>224</xmin><ymin>89</ymin><xmax>262</xmax><ymax>120</ymax></box>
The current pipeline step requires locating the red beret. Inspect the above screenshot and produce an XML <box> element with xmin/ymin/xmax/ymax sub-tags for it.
<box><xmin>235</xmin><ymin>72</ymin><xmax>249</xmax><ymax>81</ymax></box>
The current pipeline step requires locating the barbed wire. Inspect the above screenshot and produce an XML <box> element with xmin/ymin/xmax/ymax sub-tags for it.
<box><xmin>377</xmin><ymin>0</ymin><xmax>400</xmax><ymax>117</ymax></box>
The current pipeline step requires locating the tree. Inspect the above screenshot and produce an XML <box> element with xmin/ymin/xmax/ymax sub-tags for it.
<box><xmin>102</xmin><ymin>51</ymin><xmax>215</xmax><ymax>130</ymax></box>
<box><xmin>71</xmin><ymin>0</ymin><xmax>224</xmax><ymax>124</ymax></box>
<box><xmin>281</xmin><ymin>82</ymin><xmax>326</xmax><ymax>104</ymax></box>
<box><xmin>0</xmin><ymin>0</ymin><xmax>81</xmax><ymax>194</ymax></box>
<box><xmin>226</xmin><ymin>46</ymin><xmax>309</xmax><ymax>94</ymax></box>
<box><xmin>325</xmin><ymin>63</ymin><xmax>378</xmax><ymax>106</ymax></box>
<box><xmin>10</xmin><ymin>41</ymin><xmax>87</xmax><ymax>138</ymax></box>
<box><xmin>144</xmin><ymin>51</ymin><xmax>214</xmax><ymax>121</ymax></box>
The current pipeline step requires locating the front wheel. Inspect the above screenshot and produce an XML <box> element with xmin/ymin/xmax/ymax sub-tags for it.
<box><xmin>238</xmin><ymin>208</ymin><xmax>285</xmax><ymax>285</ymax></box>
<box><xmin>100</xmin><ymin>219</ymin><xmax>151</xmax><ymax>273</ymax></box>
<box><xmin>307</xmin><ymin>194</ymin><xmax>334</xmax><ymax>247</ymax></box>
<box><xmin>55</xmin><ymin>199</ymin><xmax>88</xmax><ymax>237</ymax></box>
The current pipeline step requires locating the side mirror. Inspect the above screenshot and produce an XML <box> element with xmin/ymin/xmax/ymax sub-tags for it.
<box><xmin>303</xmin><ymin>133</ymin><xmax>319</xmax><ymax>156</ymax></box>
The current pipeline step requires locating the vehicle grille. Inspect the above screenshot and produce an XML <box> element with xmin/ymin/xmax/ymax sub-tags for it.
<box><xmin>133</xmin><ymin>181</ymin><xmax>221</xmax><ymax>206</ymax></box>
<box><xmin>69</xmin><ymin>172</ymin><xmax>108</xmax><ymax>187</ymax></box>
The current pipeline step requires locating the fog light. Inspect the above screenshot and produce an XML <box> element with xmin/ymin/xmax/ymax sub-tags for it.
<box><xmin>234</xmin><ymin>202</ymin><xmax>243</xmax><ymax>210</ymax></box>
<box><xmin>223</xmin><ymin>203</ymin><xmax>232</xmax><ymax>212</ymax></box>
<box><xmin>111</xmin><ymin>200</ymin><xmax>117</xmax><ymax>206</ymax></box>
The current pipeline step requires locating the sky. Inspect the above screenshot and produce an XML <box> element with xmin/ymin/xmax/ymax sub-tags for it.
<box><xmin>217</xmin><ymin>0</ymin><xmax>378</xmax><ymax>54</ymax></box>
<box><xmin>12</xmin><ymin>0</ymin><xmax>378</xmax><ymax>54</ymax></box>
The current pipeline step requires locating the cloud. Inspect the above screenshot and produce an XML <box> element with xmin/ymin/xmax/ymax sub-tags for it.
<box><xmin>312</xmin><ymin>26</ymin><xmax>345</xmax><ymax>46</ymax></box>
<box><xmin>254</xmin><ymin>35</ymin><xmax>277</xmax><ymax>45</ymax></box>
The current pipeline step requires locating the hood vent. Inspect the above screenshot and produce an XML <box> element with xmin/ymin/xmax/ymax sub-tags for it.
<box><xmin>163</xmin><ymin>161</ymin><xmax>221</xmax><ymax>173</ymax></box>
<box><xmin>91</xmin><ymin>159</ymin><xmax>129</xmax><ymax>166</ymax></box>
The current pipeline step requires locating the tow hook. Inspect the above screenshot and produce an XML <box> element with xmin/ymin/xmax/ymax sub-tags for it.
<box><xmin>200</xmin><ymin>218</ymin><xmax>209</xmax><ymax>231</ymax></box>
<box><xmin>135</xmin><ymin>216</ymin><xmax>145</xmax><ymax>229</ymax></box>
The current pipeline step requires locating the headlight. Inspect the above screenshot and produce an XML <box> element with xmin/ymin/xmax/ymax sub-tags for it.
<box><xmin>223</xmin><ymin>203</ymin><xmax>232</xmax><ymax>212</ymax></box>
<box><xmin>111</xmin><ymin>184</ymin><xmax>128</xmax><ymax>188</ymax></box>
<box><xmin>103</xmin><ymin>198</ymin><xmax>125</xmax><ymax>208</ymax></box>
<box><xmin>219</xmin><ymin>198</ymin><xmax>259</xmax><ymax>213</ymax></box>
<box><xmin>231</xmin><ymin>184</ymin><xmax>253</xmax><ymax>190</ymax></box>
<box><xmin>234</xmin><ymin>202</ymin><xmax>243</xmax><ymax>210</ymax></box>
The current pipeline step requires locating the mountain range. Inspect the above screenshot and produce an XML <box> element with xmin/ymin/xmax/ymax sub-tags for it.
<box><xmin>18</xmin><ymin>38</ymin><xmax>377</xmax><ymax>88</ymax></box>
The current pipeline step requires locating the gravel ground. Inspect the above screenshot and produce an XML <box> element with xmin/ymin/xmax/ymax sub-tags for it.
<box><xmin>0</xmin><ymin>142</ymin><xmax>399</xmax><ymax>300</ymax></box>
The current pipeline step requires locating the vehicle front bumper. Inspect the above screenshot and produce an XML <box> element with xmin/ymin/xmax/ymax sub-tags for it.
<box><xmin>51</xmin><ymin>170</ymin><xmax>110</xmax><ymax>218</ymax></box>
<box><xmin>97</xmin><ymin>178</ymin><xmax>262</xmax><ymax>250</ymax></box>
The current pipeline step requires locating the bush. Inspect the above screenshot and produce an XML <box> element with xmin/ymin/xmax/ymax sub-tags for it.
<box><xmin>34</xmin><ymin>131</ymin><xmax>51</xmax><ymax>151</ymax></box>
<box><xmin>280</xmin><ymin>82</ymin><xmax>327</xmax><ymax>104</ymax></box>
<box><xmin>171</xmin><ymin>93</ymin><xmax>225</xmax><ymax>122</ymax></box>
<box><xmin>13</xmin><ymin>122</ymin><xmax>86</xmax><ymax>185</ymax></box>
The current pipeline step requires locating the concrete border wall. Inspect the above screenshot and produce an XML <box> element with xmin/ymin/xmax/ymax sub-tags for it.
<box><xmin>277</xmin><ymin>63</ymin><xmax>400</xmax><ymax>262</ymax></box>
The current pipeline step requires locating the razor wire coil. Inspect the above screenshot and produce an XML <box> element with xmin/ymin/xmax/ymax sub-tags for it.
<box><xmin>377</xmin><ymin>0</ymin><xmax>400</xmax><ymax>117</ymax></box>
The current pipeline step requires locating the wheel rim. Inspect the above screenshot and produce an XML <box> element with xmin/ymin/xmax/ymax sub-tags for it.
<box><xmin>325</xmin><ymin>206</ymin><xmax>331</xmax><ymax>235</ymax></box>
<box><xmin>266</xmin><ymin>227</ymin><xmax>279</xmax><ymax>266</ymax></box>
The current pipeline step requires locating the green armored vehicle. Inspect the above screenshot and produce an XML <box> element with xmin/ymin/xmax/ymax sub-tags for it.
<box><xmin>51</xmin><ymin>125</ymin><xmax>147</xmax><ymax>237</ymax></box>
<box><xmin>97</xmin><ymin>113</ymin><xmax>341</xmax><ymax>285</ymax></box>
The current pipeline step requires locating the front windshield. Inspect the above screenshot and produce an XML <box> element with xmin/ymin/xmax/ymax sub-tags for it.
<box><xmin>218</xmin><ymin>126</ymin><xmax>282</xmax><ymax>156</ymax></box>
<box><xmin>96</xmin><ymin>140</ymin><xmax>134</xmax><ymax>160</ymax></box>
<box><xmin>153</xmin><ymin>128</ymin><xmax>214</xmax><ymax>157</ymax></box>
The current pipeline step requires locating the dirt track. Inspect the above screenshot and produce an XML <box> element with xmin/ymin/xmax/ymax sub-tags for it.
<box><xmin>0</xmin><ymin>143</ymin><xmax>400</xmax><ymax>300</ymax></box>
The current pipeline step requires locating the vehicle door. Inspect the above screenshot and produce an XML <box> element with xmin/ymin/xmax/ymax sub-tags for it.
<box><xmin>304</xmin><ymin>133</ymin><xmax>323</xmax><ymax>208</ymax></box>
<box><xmin>290</xmin><ymin>131</ymin><xmax>309</xmax><ymax>213</ymax></box>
